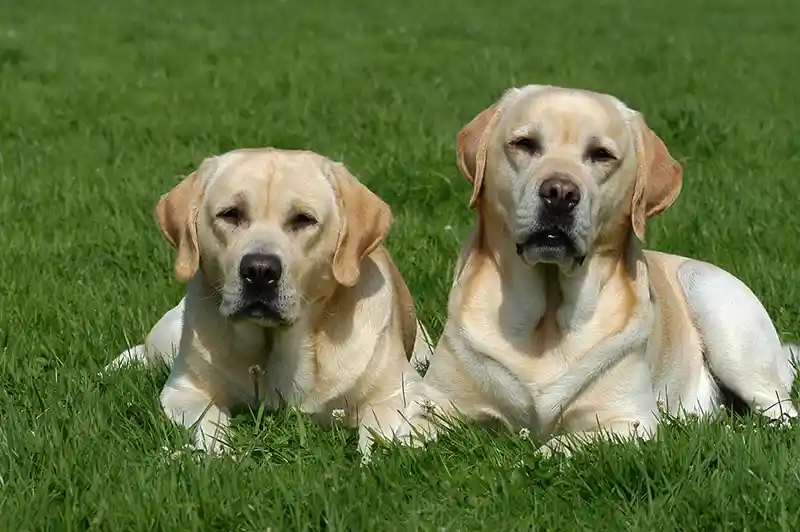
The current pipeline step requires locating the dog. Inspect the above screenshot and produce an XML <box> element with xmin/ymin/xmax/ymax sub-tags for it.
<box><xmin>106</xmin><ymin>148</ymin><xmax>433</xmax><ymax>456</ymax></box>
<box><xmin>400</xmin><ymin>85</ymin><xmax>799</xmax><ymax>455</ymax></box>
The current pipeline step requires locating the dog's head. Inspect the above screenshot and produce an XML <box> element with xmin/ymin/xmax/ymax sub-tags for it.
<box><xmin>457</xmin><ymin>85</ymin><xmax>682</xmax><ymax>272</ymax></box>
<box><xmin>155</xmin><ymin>148</ymin><xmax>392</xmax><ymax>327</ymax></box>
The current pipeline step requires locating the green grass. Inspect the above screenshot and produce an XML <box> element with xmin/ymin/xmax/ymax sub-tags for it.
<box><xmin>2</xmin><ymin>0</ymin><xmax>800</xmax><ymax>529</ymax></box>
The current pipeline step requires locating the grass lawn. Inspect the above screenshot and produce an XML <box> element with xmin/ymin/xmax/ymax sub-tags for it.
<box><xmin>2</xmin><ymin>0</ymin><xmax>800</xmax><ymax>529</ymax></box>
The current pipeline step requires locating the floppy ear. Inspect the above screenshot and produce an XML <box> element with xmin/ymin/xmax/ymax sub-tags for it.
<box><xmin>456</xmin><ymin>101</ymin><xmax>505</xmax><ymax>209</ymax></box>
<box><xmin>328</xmin><ymin>163</ymin><xmax>393</xmax><ymax>287</ymax></box>
<box><xmin>154</xmin><ymin>157</ymin><xmax>215</xmax><ymax>283</ymax></box>
<box><xmin>630</xmin><ymin>114</ymin><xmax>683</xmax><ymax>241</ymax></box>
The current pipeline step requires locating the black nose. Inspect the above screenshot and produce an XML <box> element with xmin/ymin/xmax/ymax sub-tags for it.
<box><xmin>239</xmin><ymin>253</ymin><xmax>282</xmax><ymax>287</ymax></box>
<box><xmin>538</xmin><ymin>176</ymin><xmax>581</xmax><ymax>214</ymax></box>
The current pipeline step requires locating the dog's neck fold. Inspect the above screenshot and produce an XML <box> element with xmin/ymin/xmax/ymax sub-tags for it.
<box><xmin>476</xmin><ymin>211</ymin><xmax>642</xmax><ymax>332</ymax></box>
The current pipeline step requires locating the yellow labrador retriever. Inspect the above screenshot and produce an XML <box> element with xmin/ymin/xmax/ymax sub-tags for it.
<box><xmin>401</xmin><ymin>85</ymin><xmax>798</xmax><ymax>455</ymax></box>
<box><xmin>106</xmin><ymin>148</ymin><xmax>433</xmax><ymax>455</ymax></box>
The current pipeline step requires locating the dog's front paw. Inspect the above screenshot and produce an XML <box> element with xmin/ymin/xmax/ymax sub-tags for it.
<box><xmin>535</xmin><ymin>436</ymin><xmax>574</xmax><ymax>459</ymax></box>
<box><xmin>190</xmin><ymin>426</ymin><xmax>231</xmax><ymax>455</ymax></box>
<box><xmin>393</xmin><ymin>418</ymin><xmax>438</xmax><ymax>448</ymax></box>
<box><xmin>393</xmin><ymin>397</ymin><xmax>441</xmax><ymax>447</ymax></box>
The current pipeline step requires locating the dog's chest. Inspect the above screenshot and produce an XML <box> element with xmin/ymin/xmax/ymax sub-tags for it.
<box><xmin>209</xmin><ymin>326</ymin><xmax>318</xmax><ymax>410</ymax></box>
<box><xmin>258</xmin><ymin>333</ymin><xmax>326</xmax><ymax>410</ymax></box>
<box><xmin>456</xmin><ymin>281</ymin><xmax>624</xmax><ymax>431</ymax></box>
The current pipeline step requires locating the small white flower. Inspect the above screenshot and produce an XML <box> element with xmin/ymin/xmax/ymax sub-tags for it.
<box><xmin>518</xmin><ymin>428</ymin><xmax>530</xmax><ymax>439</ymax></box>
<box><xmin>360</xmin><ymin>453</ymin><xmax>372</xmax><ymax>467</ymax></box>
<box><xmin>162</xmin><ymin>444</ymin><xmax>196</xmax><ymax>461</ymax></box>
<box><xmin>331</xmin><ymin>409</ymin><xmax>345</xmax><ymax>423</ymax></box>
<box><xmin>444</xmin><ymin>225</ymin><xmax>453</xmax><ymax>232</ymax></box>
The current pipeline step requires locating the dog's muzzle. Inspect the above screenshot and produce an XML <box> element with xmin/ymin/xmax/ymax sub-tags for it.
<box><xmin>515</xmin><ymin>175</ymin><xmax>585</xmax><ymax>267</ymax></box>
<box><xmin>234</xmin><ymin>252</ymin><xmax>287</xmax><ymax>324</ymax></box>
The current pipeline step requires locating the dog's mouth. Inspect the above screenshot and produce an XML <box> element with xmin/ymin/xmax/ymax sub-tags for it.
<box><xmin>233</xmin><ymin>300</ymin><xmax>290</xmax><ymax>327</ymax></box>
<box><xmin>517</xmin><ymin>228</ymin><xmax>576</xmax><ymax>255</ymax></box>
<box><xmin>516</xmin><ymin>228</ymin><xmax>585</xmax><ymax>267</ymax></box>
<box><xmin>517</xmin><ymin>228</ymin><xmax>574</xmax><ymax>251</ymax></box>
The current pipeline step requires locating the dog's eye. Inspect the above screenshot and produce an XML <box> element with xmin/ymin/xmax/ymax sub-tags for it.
<box><xmin>512</xmin><ymin>137</ymin><xmax>542</xmax><ymax>155</ymax></box>
<box><xmin>586</xmin><ymin>146</ymin><xmax>617</xmax><ymax>163</ymax></box>
<box><xmin>289</xmin><ymin>212</ymin><xmax>317</xmax><ymax>230</ymax></box>
<box><xmin>217</xmin><ymin>207</ymin><xmax>243</xmax><ymax>225</ymax></box>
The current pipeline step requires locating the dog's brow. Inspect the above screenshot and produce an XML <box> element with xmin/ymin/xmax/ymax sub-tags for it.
<box><xmin>511</xmin><ymin>124</ymin><xmax>541</xmax><ymax>140</ymax></box>
<box><xmin>588</xmin><ymin>135</ymin><xmax>610</xmax><ymax>148</ymax></box>
<box><xmin>289</xmin><ymin>200</ymin><xmax>316</xmax><ymax>215</ymax></box>
<box><xmin>223</xmin><ymin>191</ymin><xmax>248</xmax><ymax>210</ymax></box>
<box><xmin>511</xmin><ymin>125</ymin><xmax>531</xmax><ymax>137</ymax></box>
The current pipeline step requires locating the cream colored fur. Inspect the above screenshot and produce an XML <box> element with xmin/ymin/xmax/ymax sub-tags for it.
<box><xmin>399</xmin><ymin>85</ymin><xmax>798</xmax><ymax>455</ymax></box>
<box><xmin>106</xmin><ymin>148</ymin><xmax>433</xmax><ymax>456</ymax></box>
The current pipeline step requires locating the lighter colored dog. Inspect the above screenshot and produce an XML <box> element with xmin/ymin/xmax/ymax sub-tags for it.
<box><xmin>401</xmin><ymin>85</ymin><xmax>799</xmax><ymax>455</ymax></box>
<box><xmin>106</xmin><ymin>148</ymin><xmax>433</xmax><ymax>455</ymax></box>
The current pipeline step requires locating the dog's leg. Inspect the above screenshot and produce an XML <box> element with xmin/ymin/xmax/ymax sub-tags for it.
<box><xmin>160</xmin><ymin>372</ymin><xmax>231</xmax><ymax>453</ymax></box>
<box><xmin>537</xmin><ymin>420</ymin><xmax>654</xmax><ymax>458</ymax></box>
<box><xmin>357</xmin><ymin>410</ymin><xmax>393</xmax><ymax>460</ymax></box>
<box><xmin>394</xmin><ymin>377</ymin><xmax>486</xmax><ymax>448</ymax></box>
<box><xmin>678</xmin><ymin>261</ymin><xmax>798</xmax><ymax>422</ymax></box>
<box><xmin>105</xmin><ymin>298</ymin><xmax>186</xmax><ymax>371</ymax></box>
<box><xmin>355</xmin><ymin>376</ymin><xmax>433</xmax><ymax>455</ymax></box>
